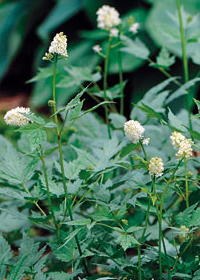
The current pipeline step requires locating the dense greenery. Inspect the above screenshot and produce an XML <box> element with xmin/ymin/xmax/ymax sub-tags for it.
<box><xmin>1</xmin><ymin>0</ymin><xmax>200</xmax><ymax>280</ymax></box>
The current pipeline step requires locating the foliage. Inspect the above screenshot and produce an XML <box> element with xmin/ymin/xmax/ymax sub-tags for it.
<box><xmin>1</xmin><ymin>1</ymin><xmax>200</xmax><ymax>280</ymax></box>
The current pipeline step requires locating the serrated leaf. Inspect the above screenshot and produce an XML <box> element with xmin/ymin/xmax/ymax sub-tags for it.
<box><xmin>166</xmin><ymin>78</ymin><xmax>200</xmax><ymax>104</ymax></box>
<box><xmin>121</xmin><ymin>36</ymin><xmax>150</xmax><ymax>60</ymax></box>
<box><xmin>155</xmin><ymin>48</ymin><xmax>175</xmax><ymax>68</ymax></box>
<box><xmin>116</xmin><ymin>234</ymin><xmax>139</xmax><ymax>250</ymax></box>
<box><xmin>135</xmin><ymin>102</ymin><xmax>163</xmax><ymax>120</ymax></box>
<box><xmin>0</xmin><ymin>146</ymin><xmax>38</xmax><ymax>184</ymax></box>
<box><xmin>27</xmin><ymin>129</ymin><xmax>47</xmax><ymax>151</ymax></box>
<box><xmin>0</xmin><ymin>236</ymin><xmax>12</xmax><ymax>278</ymax></box>
<box><xmin>27</xmin><ymin>67</ymin><xmax>53</xmax><ymax>83</ymax></box>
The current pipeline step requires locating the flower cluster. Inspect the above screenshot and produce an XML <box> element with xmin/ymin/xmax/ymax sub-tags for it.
<box><xmin>4</xmin><ymin>107</ymin><xmax>31</xmax><ymax>126</ymax></box>
<box><xmin>149</xmin><ymin>157</ymin><xmax>164</xmax><ymax>177</ymax></box>
<box><xmin>176</xmin><ymin>138</ymin><xmax>193</xmax><ymax>159</ymax></box>
<box><xmin>170</xmin><ymin>131</ymin><xmax>185</xmax><ymax>149</ymax></box>
<box><xmin>129</xmin><ymin>22</ymin><xmax>139</xmax><ymax>34</ymax></box>
<box><xmin>170</xmin><ymin>132</ymin><xmax>193</xmax><ymax>159</ymax></box>
<box><xmin>124</xmin><ymin>120</ymin><xmax>145</xmax><ymax>144</ymax></box>
<box><xmin>43</xmin><ymin>32</ymin><xmax>68</xmax><ymax>59</ymax></box>
<box><xmin>97</xmin><ymin>5</ymin><xmax>121</xmax><ymax>30</ymax></box>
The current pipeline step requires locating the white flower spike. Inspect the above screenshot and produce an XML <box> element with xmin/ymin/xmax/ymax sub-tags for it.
<box><xmin>170</xmin><ymin>131</ymin><xmax>185</xmax><ymax>149</ymax></box>
<box><xmin>149</xmin><ymin>157</ymin><xmax>164</xmax><ymax>177</ymax></box>
<box><xmin>97</xmin><ymin>5</ymin><xmax>121</xmax><ymax>30</ymax></box>
<box><xmin>176</xmin><ymin>139</ymin><xmax>193</xmax><ymax>159</ymax></box>
<box><xmin>48</xmin><ymin>32</ymin><xmax>68</xmax><ymax>58</ymax></box>
<box><xmin>124</xmin><ymin>120</ymin><xmax>145</xmax><ymax>144</ymax></box>
<box><xmin>4</xmin><ymin>107</ymin><xmax>31</xmax><ymax>126</ymax></box>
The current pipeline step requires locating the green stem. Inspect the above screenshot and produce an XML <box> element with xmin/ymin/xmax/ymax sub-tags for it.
<box><xmin>118</xmin><ymin>25</ymin><xmax>124</xmax><ymax>115</ymax></box>
<box><xmin>139</xmin><ymin>140</ymin><xmax>149</xmax><ymax>162</ymax></box>
<box><xmin>104</xmin><ymin>37</ymin><xmax>112</xmax><ymax>139</ymax></box>
<box><xmin>152</xmin><ymin>176</ymin><xmax>162</xmax><ymax>280</ymax></box>
<box><xmin>138</xmin><ymin>200</ymin><xmax>151</xmax><ymax>280</ymax></box>
<box><xmin>40</xmin><ymin>147</ymin><xmax>60</xmax><ymax>241</ymax></box>
<box><xmin>73</xmin><ymin>176</ymin><xmax>101</xmax><ymax>209</ymax></box>
<box><xmin>52</xmin><ymin>56</ymin><xmax>90</xmax><ymax>276</ymax></box>
<box><xmin>184</xmin><ymin>157</ymin><xmax>189</xmax><ymax>208</ymax></box>
<box><xmin>176</xmin><ymin>0</ymin><xmax>193</xmax><ymax>134</ymax></box>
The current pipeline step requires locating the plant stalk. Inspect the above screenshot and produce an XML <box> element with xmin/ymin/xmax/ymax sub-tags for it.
<box><xmin>40</xmin><ymin>147</ymin><xmax>60</xmax><ymax>241</ymax></box>
<box><xmin>184</xmin><ymin>157</ymin><xmax>189</xmax><ymax>208</ymax></box>
<box><xmin>118</xmin><ymin>25</ymin><xmax>124</xmax><ymax>115</ymax></box>
<box><xmin>52</xmin><ymin>55</ymin><xmax>90</xmax><ymax>276</ymax></box>
<box><xmin>104</xmin><ymin>37</ymin><xmax>112</xmax><ymax>139</ymax></box>
<box><xmin>176</xmin><ymin>0</ymin><xmax>193</xmax><ymax>133</ymax></box>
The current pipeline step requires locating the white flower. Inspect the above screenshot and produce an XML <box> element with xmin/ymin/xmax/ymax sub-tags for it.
<box><xmin>110</xmin><ymin>28</ymin><xmax>119</xmax><ymax>37</ymax></box>
<box><xmin>170</xmin><ymin>131</ymin><xmax>185</xmax><ymax>149</ymax></box>
<box><xmin>149</xmin><ymin>157</ymin><xmax>164</xmax><ymax>177</ymax></box>
<box><xmin>4</xmin><ymin>107</ymin><xmax>31</xmax><ymax>126</ymax></box>
<box><xmin>92</xmin><ymin>44</ymin><xmax>102</xmax><ymax>53</ymax></box>
<box><xmin>176</xmin><ymin>138</ymin><xmax>193</xmax><ymax>159</ymax></box>
<box><xmin>129</xmin><ymin>22</ymin><xmax>139</xmax><ymax>34</ymax></box>
<box><xmin>124</xmin><ymin>120</ymin><xmax>145</xmax><ymax>144</ymax></box>
<box><xmin>143</xmin><ymin>138</ymin><xmax>150</xmax><ymax>146</ymax></box>
<box><xmin>48</xmin><ymin>32</ymin><xmax>68</xmax><ymax>57</ymax></box>
<box><xmin>97</xmin><ymin>5</ymin><xmax>121</xmax><ymax>30</ymax></box>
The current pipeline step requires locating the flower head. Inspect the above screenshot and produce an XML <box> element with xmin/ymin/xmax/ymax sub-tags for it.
<box><xmin>110</xmin><ymin>28</ymin><xmax>119</xmax><ymax>37</ymax></box>
<box><xmin>176</xmin><ymin>138</ymin><xmax>193</xmax><ymax>159</ymax></box>
<box><xmin>48</xmin><ymin>32</ymin><xmax>68</xmax><ymax>58</ymax></box>
<box><xmin>97</xmin><ymin>5</ymin><xmax>121</xmax><ymax>30</ymax></box>
<box><xmin>92</xmin><ymin>44</ymin><xmax>102</xmax><ymax>53</ymax></box>
<box><xmin>170</xmin><ymin>131</ymin><xmax>185</xmax><ymax>149</ymax></box>
<box><xmin>124</xmin><ymin>120</ymin><xmax>145</xmax><ymax>143</ymax></box>
<box><xmin>4</xmin><ymin>107</ymin><xmax>31</xmax><ymax>126</ymax></box>
<box><xmin>149</xmin><ymin>157</ymin><xmax>164</xmax><ymax>177</ymax></box>
<box><xmin>129</xmin><ymin>22</ymin><xmax>139</xmax><ymax>34</ymax></box>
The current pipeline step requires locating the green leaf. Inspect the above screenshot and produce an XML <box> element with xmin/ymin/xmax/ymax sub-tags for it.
<box><xmin>146</xmin><ymin>0</ymin><xmax>200</xmax><ymax>57</ymax></box>
<box><xmin>27</xmin><ymin>129</ymin><xmax>47</xmax><ymax>151</ymax></box>
<box><xmin>168</xmin><ymin>108</ymin><xmax>185</xmax><ymax>131</ymax></box>
<box><xmin>121</xmin><ymin>36</ymin><xmax>150</xmax><ymax>60</ymax></box>
<box><xmin>74</xmin><ymin>101</ymin><xmax>114</xmax><ymax>120</ymax></box>
<box><xmin>0</xmin><ymin>236</ymin><xmax>12</xmax><ymax>279</ymax></box>
<box><xmin>59</xmin><ymin>228</ymin><xmax>84</xmax><ymax>249</ymax></box>
<box><xmin>166</xmin><ymin>78</ymin><xmax>200</xmax><ymax>104</ymax></box>
<box><xmin>109</xmin><ymin>113</ymin><xmax>126</xmax><ymax>128</ymax></box>
<box><xmin>134</xmin><ymin>102</ymin><xmax>163</xmax><ymax>120</ymax></box>
<box><xmin>0</xmin><ymin>146</ymin><xmax>38</xmax><ymax>184</ymax></box>
<box><xmin>116</xmin><ymin>234</ymin><xmax>139</xmax><ymax>250</ymax></box>
<box><xmin>194</xmin><ymin>98</ymin><xmax>200</xmax><ymax>113</ymax></box>
<box><xmin>0</xmin><ymin>0</ymin><xmax>33</xmax><ymax>80</ymax></box>
<box><xmin>7</xmin><ymin>256</ymin><xmax>27</xmax><ymax>280</ymax></box>
<box><xmin>64</xmin><ymin>219</ymin><xmax>92</xmax><ymax>226</ymax></box>
<box><xmin>27</xmin><ymin>67</ymin><xmax>53</xmax><ymax>83</ymax></box>
<box><xmin>37</xmin><ymin>0</ymin><xmax>83</xmax><ymax>40</ymax></box>
<box><xmin>153</xmin><ymin>48</ymin><xmax>175</xmax><ymax>69</ymax></box>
